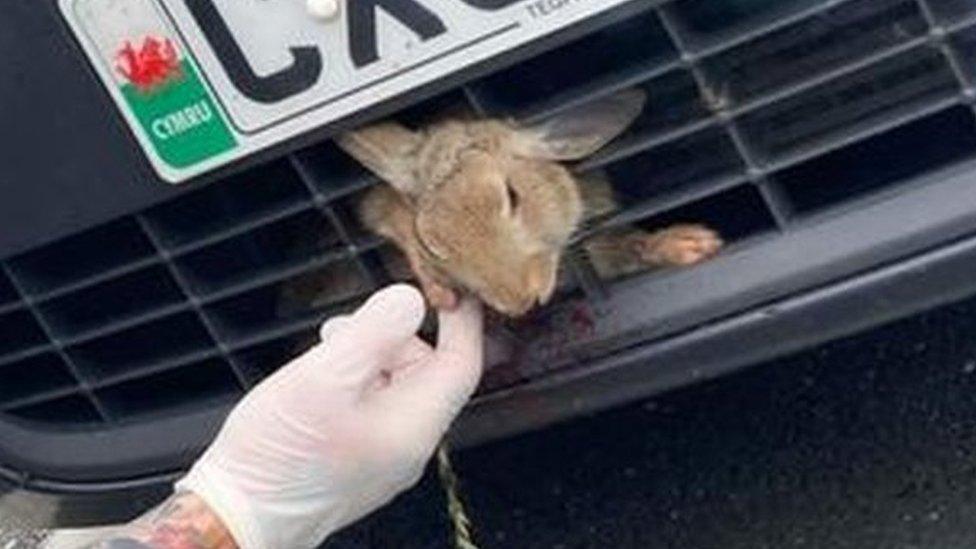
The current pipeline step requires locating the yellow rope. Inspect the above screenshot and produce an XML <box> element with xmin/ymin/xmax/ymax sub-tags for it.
<box><xmin>436</xmin><ymin>443</ymin><xmax>481</xmax><ymax>549</ymax></box>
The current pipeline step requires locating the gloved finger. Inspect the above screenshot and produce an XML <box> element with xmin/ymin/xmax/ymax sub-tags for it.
<box><xmin>394</xmin><ymin>295</ymin><xmax>484</xmax><ymax>396</ymax></box>
<box><xmin>429</xmin><ymin>296</ymin><xmax>485</xmax><ymax>409</ymax></box>
<box><xmin>371</xmin><ymin>297</ymin><xmax>484</xmax><ymax>431</ymax></box>
<box><xmin>319</xmin><ymin>314</ymin><xmax>352</xmax><ymax>346</ymax></box>
<box><xmin>435</xmin><ymin>296</ymin><xmax>484</xmax><ymax>382</ymax></box>
<box><xmin>306</xmin><ymin>284</ymin><xmax>425</xmax><ymax>359</ymax></box>
<box><xmin>303</xmin><ymin>284</ymin><xmax>427</xmax><ymax>392</ymax></box>
<box><xmin>346</xmin><ymin>283</ymin><xmax>427</xmax><ymax>351</ymax></box>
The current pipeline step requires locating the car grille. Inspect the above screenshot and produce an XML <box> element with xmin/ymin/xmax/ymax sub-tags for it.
<box><xmin>3</xmin><ymin>0</ymin><xmax>976</xmax><ymax>427</ymax></box>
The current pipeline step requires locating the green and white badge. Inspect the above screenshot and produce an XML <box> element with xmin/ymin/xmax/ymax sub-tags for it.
<box><xmin>67</xmin><ymin>0</ymin><xmax>237</xmax><ymax>181</ymax></box>
<box><xmin>62</xmin><ymin>0</ymin><xmax>639</xmax><ymax>184</ymax></box>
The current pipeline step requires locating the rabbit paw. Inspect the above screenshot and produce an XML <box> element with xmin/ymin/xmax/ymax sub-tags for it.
<box><xmin>636</xmin><ymin>224</ymin><xmax>723</xmax><ymax>267</ymax></box>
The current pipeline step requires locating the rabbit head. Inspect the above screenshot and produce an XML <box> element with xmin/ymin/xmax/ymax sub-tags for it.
<box><xmin>338</xmin><ymin>90</ymin><xmax>646</xmax><ymax>316</ymax></box>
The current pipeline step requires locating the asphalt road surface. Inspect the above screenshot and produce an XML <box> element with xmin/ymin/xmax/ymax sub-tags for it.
<box><xmin>329</xmin><ymin>293</ymin><xmax>976</xmax><ymax>549</ymax></box>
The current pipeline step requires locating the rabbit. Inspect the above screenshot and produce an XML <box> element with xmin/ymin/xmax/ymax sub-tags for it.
<box><xmin>335</xmin><ymin>89</ymin><xmax>723</xmax><ymax>317</ymax></box>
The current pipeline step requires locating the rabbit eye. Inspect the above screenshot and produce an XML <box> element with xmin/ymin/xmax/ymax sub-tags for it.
<box><xmin>505</xmin><ymin>183</ymin><xmax>520</xmax><ymax>212</ymax></box>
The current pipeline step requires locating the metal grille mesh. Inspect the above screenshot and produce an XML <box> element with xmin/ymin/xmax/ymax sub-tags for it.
<box><xmin>3</xmin><ymin>0</ymin><xmax>976</xmax><ymax>426</ymax></box>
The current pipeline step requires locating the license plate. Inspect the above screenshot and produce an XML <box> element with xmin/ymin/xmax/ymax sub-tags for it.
<box><xmin>60</xmin><ymin>0</ymin><xmax>639</xmax><ymax>183</ymax></box>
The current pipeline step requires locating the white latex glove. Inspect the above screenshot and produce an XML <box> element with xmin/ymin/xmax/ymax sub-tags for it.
<box><xmin>176</xmin><ymin>284</ymin><xmax>484</xmax><ymax>549</ymax></box>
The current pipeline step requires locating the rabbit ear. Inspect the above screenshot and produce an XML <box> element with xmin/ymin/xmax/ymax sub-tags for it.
<box><xmin>516</xmin><ymin>89</ymin><xmax>647</xmax><ymax>161</ymax></box>
<box><xmin>336</xmin><ymin>122</ymin><xmax>423</xmax><ymax>195</ymax></box>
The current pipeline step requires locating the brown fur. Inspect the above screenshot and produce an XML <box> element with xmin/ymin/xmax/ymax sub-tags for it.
<box><xmin>338</xmin><ymin>90</ymin><xmax>723</xmax><ymax>317</ymax></box>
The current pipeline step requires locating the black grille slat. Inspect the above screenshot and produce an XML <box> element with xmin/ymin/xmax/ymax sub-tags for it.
<box><xmin>616</xmin><ymin>184</ymin><xmax>776</xmax><ymax>257</ymax></box>
<box><xmin>233</xmin><ymin>331</ymin><xmax>319</xmax><ymax>381</ymax></box>
<box><xmin>739</xmin><ymin>48</ymin><xmax>961</xmax><ymax>163</ymax></box>
<box><xmin>755</xmin><ymin>180</ymin><xmax>797</xmax><ymax>227</ymax></box>
<box><xmin>58</xmin><ymin>303</ymin><xmax>194</xmax><ymax>350</ymax></box>
<box><xmin>0</xmin><ymin>386</ymin><xmax>81</xmax><ymax>413</ymax></box>
<box><xmin>6</xmin><ymin>393</ymin><xmax>102</xmax><ymax>425</ymax></box>
<box><xmin>0</xmin><ymin>343</ymin><xmax>54</xmax><ymax>370</ymax></box>
<box><xmin>143</xmin><ymin>160</ymin><xmax>312</xmax><ymax>250</ymax></box>
<box><xmin>0</xmin><ymin>269</ymin><xmax>17</xmax><ymax>306</ymax></box>
<box><xmin>576</xmin><ymin>33</ymin><xmax>953</xmax><ymax>177</ymax></box>
<box><xmin>289</xmin><ymin>143</ymin><xmax>379</xmax><ymax>202</ymax></box>
<box><xmin>467</xmin><ymin>10</ymin><xmax>678</xmax><ymax>120</ymax></box>
<box><xmin>227</xmin><ymin>316</ymin><xmax>327</xmax><ymax>353</ymax></box>
<box><xmin>86</xmin><ymin>349</ymin><xmax>224</xmax><ymax>391</ymax></box>
<box><xmin>5</xmin><ymin>0</ymin><xmax>976</xmax><ymax>428</ymax></box>
<box><xmin>175</xmin><ymin>210</ymin><xmax>343</xmax><ymax>296</ymax></box>
<box><xmin>763</xmin><ymin>93</ymin><xmax>966</xmax><ymax>173</ymax></box>
<box><xmin>576</xmin><ymin>68</ymin><xmax>716</xmax><ymax>171</ymax></box>
<box><xmin>6</xmin><ymin>219</ymin><xmax>156</xmax><ymax>297</ymax></box>
<box><xmin>657</xmin><ymin>3</ymin><xmax>782</xmax><ymax>236</ymax></box>
<box><xmin>914</xmin><ymin>0</ymin><xmax>976</xmax><ymax>107</ymax></box>
<box><xmin>601</xmin><ymin>128</ymin><xmax>746</xmax><ymax>204</ymax></box>
<box><xmin>290</xmin><ymin>154</ymin><xmax>392</xmax><ymax>292</ymax></box>
<box><xmin>663</xmin><ymin>0</ymin><xmax>840</xmax><ymax>56</ymax></box>
<box><xmin>66</xmin><ymin>312</ymin><xmax>216</xmax><ymax>383</ymax></box>
<box><xmin>0</xmin><ymin>301</ymin><xmax>24</xmax><ymax>318</ymax></box>
<box><xmin>38</xmin><ymin>265</ymin><xmax>186</xmax><ymax>338</ymax></box>
<box><xmin>136</xmin><ymin>215</ymin><xmax>253</xmax><ymax>389</ymax></box>
<box><xmin>654</xmin><ymin>7</ymin><xmax>766</xmax><ymax>161</ymax></box>
<box><xmin>774</xmin><ymin>106</ymin><xmax>976</xmax><ymax>215</ymax></box>
<box><xmin>573</xmin><ymin>173</ymin><xmax>748</xmax><ymax>244</ymax></box>
<box><xmin>207</xmin><ymin>259</ymin><xmax>369</xmax><ymax>343</ymax></box>
<box><xmin>927</xmin><ymin>0</ymin><xmax>976</xmax><ymax>22</ymax></box>
<box><xmin>948</xmin><ymin>25</ymin><xmax>976</xmax><ymax>87</ymax></box>
<box><xmin>726</xmin><ymin>34</ymin><xmax>933</xmax><ymax>121</ymax></box>
<box><xmin>624</xmin><ymin>70</ymin><xmax>713</xmax><ymax>141</ymax></box>
<box><xmin>95</xmin><ymin>358</ymin><xmax>241</xmax><ymax>420</ymax></box>
<box><xmin>199</xmin><ymin>245</ymin><xmax>364</xmax><ymax>304</ymax></box>
<box><xmin>0</xmin><ymin>353</ymin><xmax>76</xmax><ymax>405</ymax></box>
<box><xmin>0</xmin><ymin>309</ymin><xmax>48</xmax><ymax>356</ymax></box>
<box><xmin>168</xmin><ymin>202</ymin><xmax>315</xmax><ymax>258</ymax></box>
<box><xmin>519</xmin><ymin>58</ymin><xmax>686</xmax><ymax>126</ymax></box>
<box><xmin>30</xmin><ymin>256</ymin><xmax>163</xmax><ymax>304</ymax></box>
<box><xmin>580</xmin><ymin>117</ymin><xmax>719</xmax><ymax>172</ymax></box>
<box><xmin>701</xmin><ymin>0</ymin><xmax>928</xmax><ymax>106</ymax></box>
<box><xmin>0</xmin><ymin>263</ymin><xmax>110</xmax><ymax>421</ymax></box>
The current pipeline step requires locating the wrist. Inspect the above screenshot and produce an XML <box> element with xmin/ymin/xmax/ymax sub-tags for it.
<box><xmin>151</xmin><ymin>491</ymin><xmax>237</xmax><ymax>549</ymax></box>
<box><xmin>176</xmin><ymin>459</ymin><xmax>344</xmax><ymax>549</ymax></box>
<box><xmin>82</xmin><ymin>491</ymin><xmax>237</xmax><ymax>549</ymax></box>
<box><xmin>176</xmin><ymin>462</ymin><xmax>263</xmax><ymax>549</ymax></box>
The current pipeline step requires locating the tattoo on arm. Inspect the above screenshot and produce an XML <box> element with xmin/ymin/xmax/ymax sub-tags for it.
<box><xmin>80</xmin><ymin>492</ymin><xmax>236</xmax><ymax>549</ymax></box>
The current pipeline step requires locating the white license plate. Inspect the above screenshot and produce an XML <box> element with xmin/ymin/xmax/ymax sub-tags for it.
<box><xmin>60</xmin><ymin>0</ymin><xmax>638</xmax><ymax>183</ymax></box>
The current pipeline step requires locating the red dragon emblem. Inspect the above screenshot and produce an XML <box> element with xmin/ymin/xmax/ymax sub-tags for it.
<box><xmin>116</xmin><ymin>36</ymin><xmax>183</xmax><ymax>92</ymax></box>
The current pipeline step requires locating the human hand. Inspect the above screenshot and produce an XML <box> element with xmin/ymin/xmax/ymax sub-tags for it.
<box><xmin>176</xmin><ymin>284</ymin><xmax>484</xmax><ymax>549</ymax></box>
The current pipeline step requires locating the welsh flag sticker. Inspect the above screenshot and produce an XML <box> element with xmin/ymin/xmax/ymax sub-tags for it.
<box><xmin>73</xmin><ymin>0</ymin><xmax>236</xmax><ymax>174</ymax></box>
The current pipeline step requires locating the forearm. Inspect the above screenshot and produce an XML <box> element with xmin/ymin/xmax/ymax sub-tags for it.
<box><xmin>81</xmin><ymin>492</ymin><xmax>237</xmax><ymax>549</ymax></box>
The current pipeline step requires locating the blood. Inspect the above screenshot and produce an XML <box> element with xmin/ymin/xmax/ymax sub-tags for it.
<box><xmin>570</xmin><ymin>304</ymin><xmax>596</xmax><ymax>337</ymax></box>
<box><xmin>116</xmin><ymin>37</ymin><xmax>182</xmax><ymax>92</ymax></box>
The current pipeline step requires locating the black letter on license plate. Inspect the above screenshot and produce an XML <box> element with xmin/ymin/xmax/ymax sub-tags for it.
<box><xmin>184</xmin><ymin>0</ymin><xmax>323</xmax><ymax>103</ymax></box>
<box><xmin>459</xmin><ymin>0</ymin><xmax>522</xmax><ymax>8</ymax></box>
<box><xmin>349</xmin><ymin>0</ymin><xmax>447</xmax><ymax>67</ymax></box>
